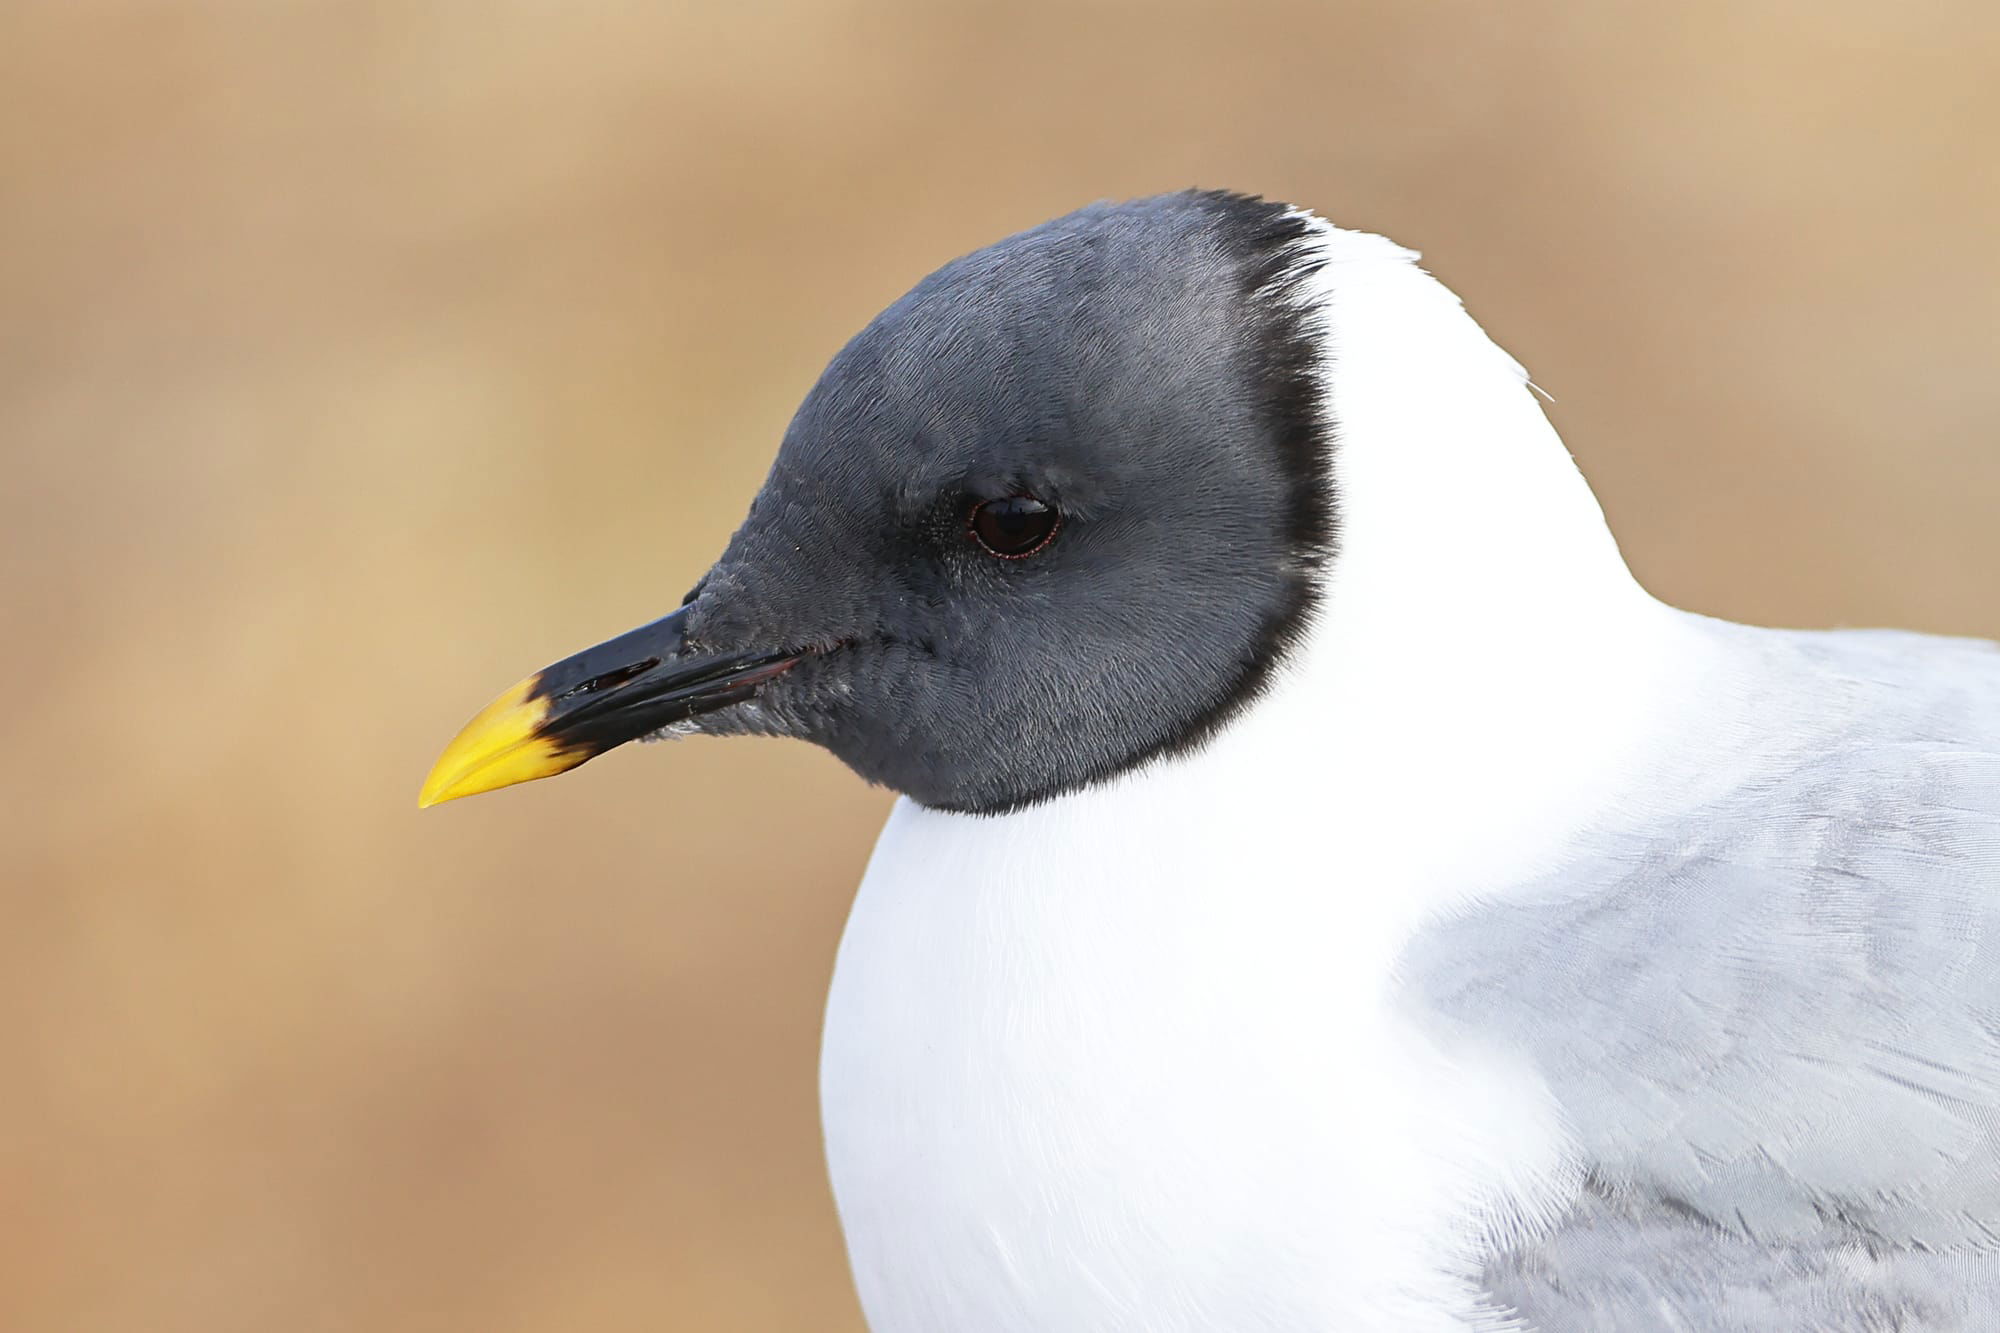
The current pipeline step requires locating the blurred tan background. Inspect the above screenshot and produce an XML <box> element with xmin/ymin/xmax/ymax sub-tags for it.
<box><xmin>3</xmin><ymin>1</ymin><xmax>1997</xmax><ymax>1329</ymax></box>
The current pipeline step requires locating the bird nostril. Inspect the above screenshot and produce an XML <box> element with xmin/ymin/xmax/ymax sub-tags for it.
<box><xmin>559</xmin><ymin>659</ymin><xmax>660</xmax><ymax>701</ymax></box>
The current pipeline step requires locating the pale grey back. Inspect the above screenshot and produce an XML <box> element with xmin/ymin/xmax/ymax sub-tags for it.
<box><xmin>1401</xmin><ymin>623</ymin><xmax>2000</xmax><ymax>1328</ymax></box>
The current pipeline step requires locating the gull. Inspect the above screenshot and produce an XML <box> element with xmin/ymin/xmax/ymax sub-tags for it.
<box><xmin>421</xmin><ymin>191</ymin><xmax>2000</xmax><ymax>1330</ymax></box>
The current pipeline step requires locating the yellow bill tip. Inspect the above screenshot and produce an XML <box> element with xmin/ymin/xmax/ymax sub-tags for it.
<box><xmin>418</xmin><ymin>676</ymin><xmax>590</xmax><ymax>808</ymax></box>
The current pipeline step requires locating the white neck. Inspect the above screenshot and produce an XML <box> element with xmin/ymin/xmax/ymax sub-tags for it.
<box><xmin>1305</xmin><ymin>218</ymin><xmax>1652</xmax><ymax>650</ymax></box>
<box><xmin>1256</xmin><ymin>216</ymin><xmax>1689</xmax><ymax>896</ymax></box>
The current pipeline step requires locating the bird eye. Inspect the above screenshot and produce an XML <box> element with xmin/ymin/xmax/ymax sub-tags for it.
<box><xmin>968</xmin><ymin>495</ymin><xmax>1061</xmax><ymax>558</ymax></box>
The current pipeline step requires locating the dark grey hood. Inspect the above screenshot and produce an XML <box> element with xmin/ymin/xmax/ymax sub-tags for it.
<box><xmin>421</xmin><ymin>191</ymin><xmax>1337</xmax><ymax>814</ymax></box>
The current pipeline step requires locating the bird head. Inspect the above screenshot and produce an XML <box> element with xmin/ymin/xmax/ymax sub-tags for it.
<box><xmin>420</xmin><ymin>191</ymin><xmax>1335</xmax><ymax>815</ymax></box>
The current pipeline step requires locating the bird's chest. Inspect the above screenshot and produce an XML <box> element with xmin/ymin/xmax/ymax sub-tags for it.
<box><xmin>819</xmin><ymin>798</ymin><xmax>1573</xmax><ymax>1332</ymax></box>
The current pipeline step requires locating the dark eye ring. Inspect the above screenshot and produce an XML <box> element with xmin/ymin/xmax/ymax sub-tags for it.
<box><xmin>967</xmin><ymin>494</ymin><xmax>1061</xmax><ymax>559</ymax></box>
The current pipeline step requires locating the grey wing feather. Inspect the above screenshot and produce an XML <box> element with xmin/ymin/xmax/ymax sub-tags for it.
<box><xmin>1483</xmin><ymin>1183</ymin><xmax>2000</xmax><ymax>1331</ymax></box>
<box><xmin>1402</xmin><ymin>626</ymin><xmax>2000</xmax><ymax>1329</ymax></box>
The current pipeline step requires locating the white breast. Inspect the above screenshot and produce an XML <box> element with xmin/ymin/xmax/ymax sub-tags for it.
<box><xmin>823</xmin><ymin>784</ymin><xmax>1571</xmax><ymax>1329</ymax></box>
